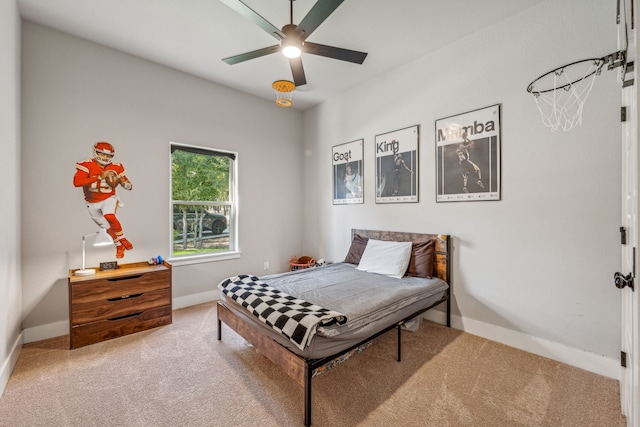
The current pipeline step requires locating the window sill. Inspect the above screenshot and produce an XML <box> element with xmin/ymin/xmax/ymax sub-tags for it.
<box><xmin>168</xmin><ymin>251</ymin><xmax>242</xmax><ymax>267</ymax></box>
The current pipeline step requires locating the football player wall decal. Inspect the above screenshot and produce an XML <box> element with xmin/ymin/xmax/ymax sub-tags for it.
<box><xmin>73</xmin><ymin>142</ymin><xmax>134</xmax><ymax>259</ymax></box>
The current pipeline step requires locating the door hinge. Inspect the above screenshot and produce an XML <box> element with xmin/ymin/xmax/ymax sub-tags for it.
<box><xmin>622</xmin><ymin>61</ymin><xmax>635</xmax><ymax>87</ymax></box>
<box><xmin>622</xmin><ymin>351</ymin><xmax>627</xmax><ymax>368</ymax></box>
<box><xmin>622</xmin><ymin>106</ymin><xmax>628</xmax><ymax>122</ymax></box>
<box><xmin>620</xmin><ymin>226</ymin><xmax>627</xmax><ymax>244</ymax></box>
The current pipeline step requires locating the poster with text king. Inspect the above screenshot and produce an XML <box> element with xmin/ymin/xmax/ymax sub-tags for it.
<box><xmin>436</xmin><ymin>104</ymin><xmax>501</xmax><ymax>202</ymax></box>
<box><xmin>375</xmin><ymin>125</ymin><xmax>419</xmax><ymax>204</ymax></box>
<box><xmin>333</xmin><ymin>139</ymin><xmax>364</xmax><ymax>204</ymax></box>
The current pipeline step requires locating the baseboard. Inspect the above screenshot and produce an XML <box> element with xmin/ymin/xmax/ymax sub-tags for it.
<box><xmin>423</xmin><ymin>310</ymin><xmax>620</xmax><ymax>380</ymax></box>
<box><xmin>22</xmin><ymin>320</ymin><xmax>68</xmax><ymax>344</ymax></box>
<box><xmin>172</xmin><ymin>289</ymin><xmax>219</xmax><ymax>310</ymax></box>
<box><xmin>0</xmin><ymin>331</ymin><xmax>23</xmax><ymax>397</ymax></box>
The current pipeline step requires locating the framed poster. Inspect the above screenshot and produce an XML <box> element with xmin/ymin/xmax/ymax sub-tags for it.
<box><xmin>332</xmin><ymin>139</ymin><xmax>364</xmax><ymax>204</ymax></box>
<box><xmin>375</xmin><ymin>125</ymin><xmax>419</xmax><ymax>204</ymax></box>
<box><xmin>436</xmin><ymin>104</ymin><xmax>501</xmax><ymax>202</ymax></box>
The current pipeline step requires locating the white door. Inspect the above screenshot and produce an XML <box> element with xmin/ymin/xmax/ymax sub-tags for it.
<box><xmin>620</xmin><ymin>72</ymin><xmax>639</xmax><ymax>427</ymax></box>
<box><xmin>620</xmin><ymin>2</ymin><xmax>639</xmax><ymax>425</ymax></box>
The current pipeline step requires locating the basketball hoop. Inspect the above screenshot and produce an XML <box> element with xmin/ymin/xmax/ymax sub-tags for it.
<box><xmin>272</xmin><ymin>80</ymin><xmax>295</xmax><ymax>107</ymax></box>
<box><xmin>527</xmin><ymin>58</ymin><xmax>605</xmax><ymax>132</ymax></box>
<box><xmin>526</xmin><ymin>51</ymin><xmax>625</xmax><ymax>132</ymax></box>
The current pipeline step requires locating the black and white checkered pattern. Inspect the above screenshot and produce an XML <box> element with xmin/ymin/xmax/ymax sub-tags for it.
<box><xmin>219</xmin><ymin>274</ymin><xmax>347</xmax><ymax>350</ymax></box>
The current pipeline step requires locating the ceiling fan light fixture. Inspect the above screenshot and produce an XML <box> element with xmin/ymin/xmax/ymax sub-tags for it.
<box><xmin>281</xmin><ymin>37</ymin><xmax>303</xmax><ymax>59</ymax></box>
<box><xmin>272</xmin><ymin>80</ymin><xmax>296</xmax><ymax>107</ymax></box>
<box><xmin>282</xmin><ymin>45</ymin><xmax>301</xmax><ymax>58</ymax></box>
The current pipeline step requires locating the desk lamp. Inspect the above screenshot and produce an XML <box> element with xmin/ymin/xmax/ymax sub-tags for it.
<box><xmin>74</xmin><ymin>229</ymin><xmax>113</xmax><ymax>276</ymax></box>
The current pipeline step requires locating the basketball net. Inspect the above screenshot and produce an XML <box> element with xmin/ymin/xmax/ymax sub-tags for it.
<box><xmin>528</xmin><ymin>59</ymin><xmax>604</xmax><ymax>132</ymax></box>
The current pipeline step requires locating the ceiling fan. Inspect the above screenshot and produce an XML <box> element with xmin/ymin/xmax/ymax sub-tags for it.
<box><xmin>220</xmin><ymin>0</ymin><xmax>368</xmax><ymax>87</ymax></box>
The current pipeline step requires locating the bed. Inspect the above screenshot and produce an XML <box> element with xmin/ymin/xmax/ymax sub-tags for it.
<box><xmin>216</xmin><ymin>229</ymin><xmax>451</xmax><ymax>426</ymax></box>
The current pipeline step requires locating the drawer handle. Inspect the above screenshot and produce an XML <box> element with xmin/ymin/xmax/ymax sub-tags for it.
<box><xmin>107</xmin><ymin>293</ymin><xmax>143</xmax><ymax>302</ymax></box>
<box><xmin>107</xmin><ymin>274</ymin><xmax>143</xmax><ymax>282</ymax></box>
<box><xmin>108</xmin><ymin>312</ymin><xmax>143</xmax><ymax>321</ymax></box>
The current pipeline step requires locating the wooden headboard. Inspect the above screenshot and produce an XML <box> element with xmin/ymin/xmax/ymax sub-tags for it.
<box><xmin>351</xmin><ymin>229</ymin><xmax>451</xmax><ymax>284</ymax></box>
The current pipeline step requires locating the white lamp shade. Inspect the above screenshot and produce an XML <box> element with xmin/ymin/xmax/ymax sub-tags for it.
<box><xmin>93</xmin><ymin>228</ymin><xmax>114</xmax><ymax>247</ymax></box>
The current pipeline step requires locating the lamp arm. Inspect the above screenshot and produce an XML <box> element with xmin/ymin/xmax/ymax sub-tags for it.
<box><xmin>80</xmin><ymin>232</ymin><xmax>98</xmax><ymax>270</ymax></box>
<box><xmin>81</xmin><ymin>235</ymin><xmax>87</xmax><ymax>270</ymax></box>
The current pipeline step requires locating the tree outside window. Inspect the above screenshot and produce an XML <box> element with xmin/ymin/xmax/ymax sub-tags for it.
<box><xmin>170</xmin><ymin>143</ymin><xmax>237</xmax><ymax>259</ymax></box>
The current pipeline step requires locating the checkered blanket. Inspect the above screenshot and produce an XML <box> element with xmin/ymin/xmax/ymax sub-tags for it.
<box><xmin>218</xmin><ymin>274</ymin><xmax>347</xmax><ymax>350</ymax></box>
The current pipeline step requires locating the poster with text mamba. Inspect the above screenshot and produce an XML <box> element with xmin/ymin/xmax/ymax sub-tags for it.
<box><xmin>436</xmin><ymin>104</ymin><xmax>501</xmax><ymax>202</ymax></box>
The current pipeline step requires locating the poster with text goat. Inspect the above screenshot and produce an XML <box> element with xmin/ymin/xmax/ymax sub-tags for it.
<box><xmin>436</xmin><ymin>104</ymin><xmax>501</xmax><ymax>202</ymax></box>
<box><xmin>333</xmin><ymin>139</ymin><xmax>364</xmax><ymax>204</ymax></box>
<box><xmin>375</xmin><ymin>125</ymin><xmax>419</xmax><ymax>203</ymax></box>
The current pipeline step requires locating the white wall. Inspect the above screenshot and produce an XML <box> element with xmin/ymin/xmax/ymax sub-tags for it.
<box><xmin>20</xmin><ymin>22</ymin><xmax>304</xmax><ymax>340</ymax></box>
<box><xmin>302</xmin><ymin>0</ymin><xmax>622</xmax><ymax>375</ymax></box>
<box><xmin>0</xmin><ymin>0</ymin><xmax>23</xmax><ymax>396</ymax></box>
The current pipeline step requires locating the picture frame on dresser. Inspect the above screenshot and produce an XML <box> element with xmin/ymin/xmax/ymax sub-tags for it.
<box><xmin>68</xmin><ymin>261</ymin><xmax>172</xmax><ymax>349</ymax></box>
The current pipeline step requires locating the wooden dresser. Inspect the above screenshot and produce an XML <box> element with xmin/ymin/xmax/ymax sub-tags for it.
<box><xmin>68</xmin><ymin>261</ymin><xmax>172</xmax><ymax>349</ymax></box>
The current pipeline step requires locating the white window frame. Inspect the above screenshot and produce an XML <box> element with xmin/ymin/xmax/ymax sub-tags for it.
<box><xmin>168</xmin><ymin>142</ymin><xmax>240</xmax><ymax>266</ymax></box>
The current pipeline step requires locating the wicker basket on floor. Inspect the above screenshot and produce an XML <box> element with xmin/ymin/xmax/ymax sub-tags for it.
<box><xmin>289</xmin><ymin>256</ymin><xmax>316</xmax><ymax>271</ymax></box>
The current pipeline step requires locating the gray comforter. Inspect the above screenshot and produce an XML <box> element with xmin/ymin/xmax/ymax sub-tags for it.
<box><xmin>261</xmin><ymin>263</ymin><xmax>449</xmax><ymax>338</ymax></box>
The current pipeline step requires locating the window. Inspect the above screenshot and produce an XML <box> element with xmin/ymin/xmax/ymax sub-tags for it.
<box><xmin>170</xmin><ymin>143</ymin><xmax>238</xmax><ymax>262</ymax></box>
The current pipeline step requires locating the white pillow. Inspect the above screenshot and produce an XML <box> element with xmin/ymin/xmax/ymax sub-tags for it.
<box><xmin>356</xmin><ymin>239</ymin><xmax>412</xmax><ymax>278</ymax></box>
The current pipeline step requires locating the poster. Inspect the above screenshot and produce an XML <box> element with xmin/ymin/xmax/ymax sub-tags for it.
<box><xmin>375</xmin><ymin>125</ymin><xmax>419</xmax><ymax>204</ymax></box>
<box><xmin>436</xmin><ymin>104</ymin><xmax>501</xmax><ymax>202</ymax></box>
<box><xmin>332</xmin><ymin>139</ymin><xmax>364</xmax><ymax>204</ymax></box>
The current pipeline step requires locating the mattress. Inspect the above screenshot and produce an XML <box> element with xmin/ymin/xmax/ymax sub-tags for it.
<box><xmin>219</xmin><ymin>262</ymin><xmax>448</xmax><ymax>359</ymax></box>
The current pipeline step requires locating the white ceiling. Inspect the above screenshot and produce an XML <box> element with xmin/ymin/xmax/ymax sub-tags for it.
<box><xmin>17</xmin><ymin>0</ymin><xmax>544</xmax><ymax>110</ymax></box>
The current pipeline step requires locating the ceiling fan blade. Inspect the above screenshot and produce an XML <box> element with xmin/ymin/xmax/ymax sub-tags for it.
<box><xmin>220</xmin><ymin>0</ymin><xmax>285</xmax><ymax>40</ymax></box>
<box><xmin>289</xmin><ymin>57</ymin><xmax>307</xmax><ymax>87</ymax></box>
<box><xmin>296</xmin><ymin>0</ymin><xmax>344</xmax><ymax>41</ymax></box>
<box><xmin>222</xmin><ymin>45</ymin><xmax>281</xmax><ymax>65</ymax></box>
<box><xmin>304</xmin><ymin>41</ymin><xmax>367</xmax><ymax>64</ymax></box>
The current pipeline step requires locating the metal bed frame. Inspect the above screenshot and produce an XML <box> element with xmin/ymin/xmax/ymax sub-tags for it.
<box><xmin>217</xmin><ymin>229</ymin><xmax>452</xmax><ymax>426</ymax></box>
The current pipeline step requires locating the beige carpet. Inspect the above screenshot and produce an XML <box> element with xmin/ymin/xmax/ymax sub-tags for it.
<box><xmin>0</xmin><ymin>302</ymin><xmax>626</xmax><ymax>427</ymax></box>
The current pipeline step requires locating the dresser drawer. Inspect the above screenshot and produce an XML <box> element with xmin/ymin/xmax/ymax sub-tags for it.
<box><xmin>70</xmin><ymin>269</ymin><xmax>171</xmax><ymax>303</ymax></box>
<box><xmin>70</xmin><ymin>305</ymin><xmax>172</xmax><ymax>348</ymax></box>
<box><xmin>70</xmin><ymin>287</ymin><xmax>171</xmax><ymax>325</ymax></box>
